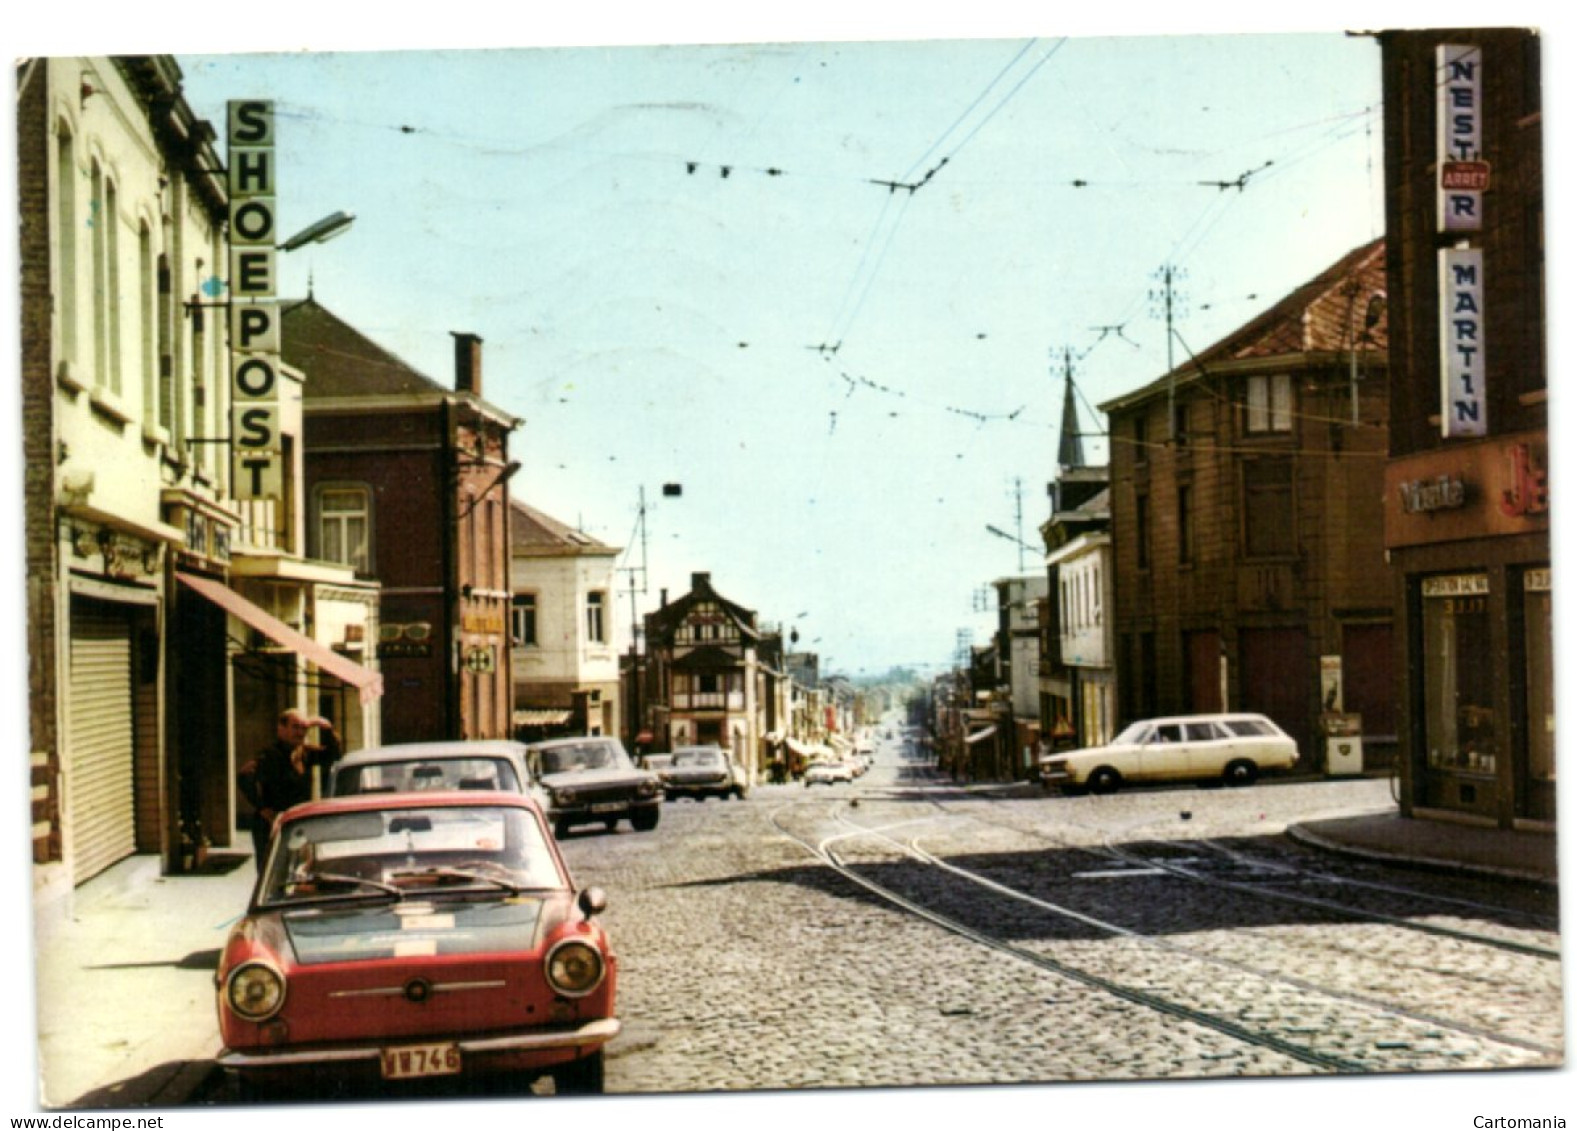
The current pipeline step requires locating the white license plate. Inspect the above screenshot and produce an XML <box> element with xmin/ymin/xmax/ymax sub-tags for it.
<box><xmin>380</xmin><ymin>1042</ymin><xmax>461</xmax><ymax>1080</ymax></box>
<box><xmin>589</xmin><ymin>802</ymin><xmax>625</xmax><ymax>813</ymax></box>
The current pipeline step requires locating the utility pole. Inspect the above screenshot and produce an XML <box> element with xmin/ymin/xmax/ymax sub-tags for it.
<box><xmin>1149</xmin><ymin>263</ymin><xmax>1187</xmax><ymax>440</ymax></box>
<box><xmin>620</xmin><ymin>486</ymin><xmax>649</xmax><ymax>751</ymax></box>
<box><xmin>1008</xmin><ymin>477</ymin><xmax>1026</xmax><ymax>572</ymax></box>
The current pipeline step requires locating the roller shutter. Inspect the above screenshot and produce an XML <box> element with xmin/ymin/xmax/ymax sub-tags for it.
<box><xmin>68</xmin><ymin>602</ymin><xmax>136</xmax><ymax>884</ymax></box>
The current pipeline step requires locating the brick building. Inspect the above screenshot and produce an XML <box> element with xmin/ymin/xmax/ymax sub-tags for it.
<box><xmin>1377</xmin><ymin>29</ymin><xmax>1550</xmax><ymax>828</ymax></box>
<box><xmin>284</xmin><ymin>300</ymin><xmax>519</xmax><ymax>744</ymax></box>
<box><xmin>1100</xmin><ymin>239</ymin><xmax>1392</xmax><ymax>761</ymax></box>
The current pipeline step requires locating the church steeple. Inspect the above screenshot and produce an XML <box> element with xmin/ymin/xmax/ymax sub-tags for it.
<box><xmin>1056</xmin><ymin>348</ymin><xmax>1085</xmax><ymax>470</ymax></box>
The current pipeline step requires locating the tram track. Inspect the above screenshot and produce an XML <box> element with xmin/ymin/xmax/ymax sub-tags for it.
<box><xmin>768</xmin><ymin>792</ymin><xmax>1563</xmax><ymax>1073</ymax></box>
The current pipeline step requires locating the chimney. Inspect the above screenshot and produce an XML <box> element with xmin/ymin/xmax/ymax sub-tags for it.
<box><xmin>660</xmin><ymin>588</ymin><xmax>668</xmax><ymax>608</ymax></box>
<box><xmin>691</xmin><ymin>572</ymin><xmax>710</xmax><ymax>592</ymax></box>
<box><xmin>452</xmin><ymin>331</ymin><xmax>483</xmax><ymax>396</ymax></box>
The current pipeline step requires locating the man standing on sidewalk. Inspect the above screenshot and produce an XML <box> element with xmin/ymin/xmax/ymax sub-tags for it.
<box><xmin>237</xmin><ymin>708</ymin><xmax>343</xmax><ymax>872</ymax></box>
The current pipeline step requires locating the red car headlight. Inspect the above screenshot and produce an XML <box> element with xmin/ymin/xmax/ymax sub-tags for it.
<box><xmin>545</xmin><ymin>939</ymin><xmax>606</xmax><ymax>998</ymax></box>
<box><xmin>226</xmin><ymin>960</ymin><xmax>287</xmax><ymax>1021</ymax></box>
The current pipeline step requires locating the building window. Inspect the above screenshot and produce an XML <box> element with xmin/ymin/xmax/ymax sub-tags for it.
<box><xmin>316</xmin><ymin>485</ymin><xmax>372</xmax><ymax>572</ymax></box>
<box><xmin>512</xmin><ymin>593</ymin><xmax>538</xmax><ymax>647</ymax></box>
<box><xmin>1135</xmin><ymin>493</ymin><xmax>1150</xmax><ymax>570</ymax></box>
<box><xmin>1243</xmin><ymin>459</ymin><xmax>1294</xmax><ymax>557</ymax></box>
<box><xmin>1178</xmin><ymin>484</ymin><xmax>1193</xmax><ymax>564</ymax></box>
<box><xmin>139</xmin><ymin>222</ymin><xmax>156</xmax><ymax>423</ymax></box>
<box><xmin>156</xmin><ymin>255</ymin><xmax>173</xmax><ymax>430</ymax></box>
<box><xmin>586</xmin><ymin>590</ymin><xmax>606</xmax><ymax>644</ymax></box>
<box><xmin>1133</xmin><ymin>414</ymin><xmax>1149</xmax><ymax>462</ymax></box>
<box><xmin>1421</xmin><ymin>576</ymin><xmax>1496</xmax><ymax>776</ymax></box>
<box><xmin>90</xmin><ymin>161</ymin><xmax>107</xmax><ymax>387</ymax></box>
<box><xmin>56</xmin><ymin>123</ymin><xmax>78</xmax><ymax>373</ymax></box>
<box><xmin>1246</xmin><ymin>373</ymin><xmax>1293</xmax><ymax>434</ymax></box>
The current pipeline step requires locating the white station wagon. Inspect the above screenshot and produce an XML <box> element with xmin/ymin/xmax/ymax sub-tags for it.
<box><xmin>1038</xmin><ymin>713</ymin><xmax>1298</xmax><ymax>793</ymax></box>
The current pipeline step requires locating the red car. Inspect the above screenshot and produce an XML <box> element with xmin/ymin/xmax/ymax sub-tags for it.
<box><xmin>215</xmin><ymin>791</ymin><xmax>618</xmax><ymax>1097</ymax></box>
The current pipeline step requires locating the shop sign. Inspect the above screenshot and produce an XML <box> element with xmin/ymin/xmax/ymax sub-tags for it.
<box><xmin>379</xmin><ymin>621</ymin><xmax>433</xmax><ymax>659</ymax></box>
<box><xmin>1497</xmin><ymin>443</ymin><xmax>1548</xmax><ymax>517</ymax></box>
<box><xmin>1525</xmin><ymin>568</ymin><xmax>1550</xmax><ymax>593</ymax></box>
<box><xmin>1436</xmin><ymin>45</ymin><xmax>1484</xmax><ymax>233</ymax></box>
<box><xmin>1399</xmin><ymin>474</ymin><xmax>1467</xmax><ymax>514</ymax></box>
<box><xmin>227</xmin><ymin>100</ymin><xmax>283</xmax><ymax>505</ymax></box>
<box><xmin>1422</xmin><ymin>574</ymin><xmax>1490</xmax><ymax>599</ymax></box>
<box><xmin>462</xmin><ymin>610</ymin><xmax>504</xmax><ymax>635</ymax></box>
<box><xmin>1439</xmin><ymin>247</ymin><xmax>1486</xmax><ymax>438</ymax></box>
<box><xmin>464</xmin><ymin>646</ymin><xmax>496</xmax><ymax>674</ymax></box>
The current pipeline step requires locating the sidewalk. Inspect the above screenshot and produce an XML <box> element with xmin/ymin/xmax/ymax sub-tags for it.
<box><xmin>1287</xmin><ymin>809</ymin><xmax>1559</xmax><ymax>885</ymax></box>
<box><xmin>31</xmin><ymin>851</ymin><xmax>258</xmax><ymax>1109</ymax></box>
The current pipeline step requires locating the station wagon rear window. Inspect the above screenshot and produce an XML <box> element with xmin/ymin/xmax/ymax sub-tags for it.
<box><xmin>1223</xmin><ymin>719</ymin><xmax>1277</xmax><ymax>737</ymax></box>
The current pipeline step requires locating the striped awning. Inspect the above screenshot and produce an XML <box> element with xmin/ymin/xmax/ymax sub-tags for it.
<box><xmin>513</xmin><ymin>709</ymin><xmax>573</xmax><ymax>727</ymax></box>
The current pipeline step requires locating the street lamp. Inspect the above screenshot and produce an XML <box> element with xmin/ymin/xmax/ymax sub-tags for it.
<box><xmin>623</xmin><ymin>483</ymin><xmax>682</xmax><ymax>751</ymax></box>
<box><xmin>985</xmin><ymin>523</ymin><xmax>1040</xmax><ymax>568</ymax></box>
<box><xmin>278</xmin><ymin>210</ymin><xmax>355</xmax><ymax>252</ymax></box>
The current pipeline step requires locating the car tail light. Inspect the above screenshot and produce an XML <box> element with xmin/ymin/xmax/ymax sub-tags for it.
<box><xmin>226</xmin><ymin>960</ymin><xmax>287</xmax><ymax>1021</ymax></box>
<box><xmin>545</xmin><ymin>939</ymin><xmax>605</xmax><ymax>998</ymax></box>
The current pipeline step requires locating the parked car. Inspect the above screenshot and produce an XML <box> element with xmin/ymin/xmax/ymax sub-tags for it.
<box><xmin>1037</xmin><ymin>713</ymin><xmax>1299</xmax><ymax>794</ymax></box>
<box><xmin>329</xmin><ymin>740</ymin><xmax>531</xmax><ymax>798</ymax></box>
<box><xmin>216</xmin><ymin>791</ymin><xmax>618</xmax><ymax>1098</ymax></box>
<box><xmin>661</xmin><ymin>744</ymin><xmax>748</xmax><ymax>801</ymax></box>
<box><xmin>804</xmin><ymin>760</ymin><xmax>855</xmax><ymax>786</ymax></box>
<box><xmin>523</xmin><ymin>735</ymin><xmax>663</xmax><ymax>838</ymax></box>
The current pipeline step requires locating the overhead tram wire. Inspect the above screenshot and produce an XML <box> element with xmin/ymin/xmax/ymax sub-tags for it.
<box><xmin>818</xmin><ymin>38</ymin><xmax>1066</xmax><ymax>352</ymax></box>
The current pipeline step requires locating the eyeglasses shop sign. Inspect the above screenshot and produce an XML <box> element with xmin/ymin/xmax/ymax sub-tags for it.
<box><xmin>227</xmin><ymin>100</ymin><xmax>283</xmax><ymax>503</ymax></box>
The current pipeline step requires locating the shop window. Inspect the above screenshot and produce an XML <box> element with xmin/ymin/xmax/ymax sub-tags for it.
<box><xmin>1523</xmin><ymin>571</ymin><xmax>1554</xmax><ymax>784</ymax></box>
<box><xmin>1421</xmin><ymin>575</ymin><xmax>1496</xmax><ymax>775</ymax></box>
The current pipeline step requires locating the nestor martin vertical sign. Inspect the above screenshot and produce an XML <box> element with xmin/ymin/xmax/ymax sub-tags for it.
<box><xmin>1439</xmin><ymin>247</ymin><xmax>1486</xmax><ymax>438</ymax></box>
<box><xmin>1437</xmin><ymin>45</ymin><xmax>1484</xmax><ymax>233</ymax></box>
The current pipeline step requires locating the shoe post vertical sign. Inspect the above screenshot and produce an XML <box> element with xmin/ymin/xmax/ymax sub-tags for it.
<box><xmin>227</xmin><ymin>101</ymin><xmax>284</xmax><ymax>503</ymax></box>
<box><xmin>1437</xmin><ymin>45</ymin><xmax>1488</xmax><ymax>439</ymax></box>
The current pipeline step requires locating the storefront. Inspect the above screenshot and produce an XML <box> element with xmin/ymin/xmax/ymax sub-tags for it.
<box><xmin>1385</xmin><ymin>435</ymin><xmax>1553</xmax><ymax>827</ymax></box>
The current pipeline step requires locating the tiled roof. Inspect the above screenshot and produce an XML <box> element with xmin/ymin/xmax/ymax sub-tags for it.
<box><xmin>1100</xmin><ymin>237</ymin><xmax>1387</xmax><ymax>411</ymax></box>
<box><xmin>282</xmin><ymin>298</ymin><xmax>448</xmax><ymax>398</ymax></box>
<box><xmin>511</xmin><ymin>499</ymin><xmax>619</xmax><ymax>555</ymax></box>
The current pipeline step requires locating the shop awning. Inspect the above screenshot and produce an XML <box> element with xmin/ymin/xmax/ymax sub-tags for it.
<box><xmin>177</xmin><ymin>572</ymin><xmax>384</xmax><ymax>705</ymax></box>
<box><xmin>965</xmin><ymin>725</ymin><xmax>998</xmax><ymax>745</ymax></box>
<box><xmin>513</xmin><ymin>709</ymin><xmax>573</xmax><ymax>728</ymax></box>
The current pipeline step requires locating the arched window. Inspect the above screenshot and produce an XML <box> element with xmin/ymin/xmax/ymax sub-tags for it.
<box><xmin>55</xmin><ymin>122</ymin><xmax>78</xmax><ymax>375</ymax></box>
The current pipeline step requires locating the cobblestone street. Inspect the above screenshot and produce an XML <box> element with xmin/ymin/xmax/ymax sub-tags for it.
<box><xmin>556</xmin><ymin>755</ymin><xmax>1562</xmax><ymax>1098</ymax></box>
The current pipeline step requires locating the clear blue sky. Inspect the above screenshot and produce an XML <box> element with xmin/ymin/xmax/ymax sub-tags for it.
<box><xmin>160</xmin><ymin>28</ymin><xmax>1392</xmax><ymax>676</ymax></box>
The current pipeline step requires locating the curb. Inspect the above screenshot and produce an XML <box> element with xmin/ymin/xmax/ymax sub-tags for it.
<box><xmin>1285</xmin><ymin>822</ymin><xmax>1555</xmax><ymax>887</ymax></box>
